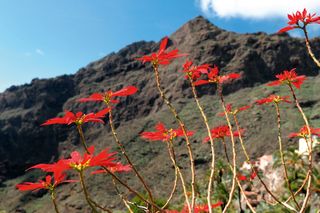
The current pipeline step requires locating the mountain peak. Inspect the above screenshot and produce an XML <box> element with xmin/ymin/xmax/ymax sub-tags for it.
<box><xmin>170</xmin><ymin>15</ymin><xmax>224</xmax><ymax>45</ymax></box>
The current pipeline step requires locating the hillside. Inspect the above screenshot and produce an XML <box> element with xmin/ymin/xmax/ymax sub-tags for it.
<box><xmin>0</xmin><ymin>16</ymin><xmax>319</xmax><ymax>212</ymax></box>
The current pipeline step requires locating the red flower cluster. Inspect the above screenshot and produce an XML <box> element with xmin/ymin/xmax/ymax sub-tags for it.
<box><xmin>136</xmin><ymin>36</ymin><xmax>186</xmax><ymax>66</ymax></box>
<box><xmin>218</xmin><ymin>103</ymin><xmax>250</xmax><ymax>116</ymax></box>
<box><xmin>182</xmin><ymin>60</ymin><xmax>209</xmax><ymax>80</ymax></box>
<box><xmin>16</xmin><ymin>173</ymin><xmax>76</xmax><ymax>192</ymax></box>
<box><xmin>203</xmin><ymin>125</ymin><xmax>243</xmax><ymax>143</ymax></box>
<box><xmin>78</xmin><ymin>86</ymin><xmax>138</xmax><ymax>105</ymax></box>
<box><xmin>41</xmin><ymin>108</ymin><xmax>111</xmax><ymax>126</ymax></box>
<box><xmin>18</xmin><ymin>145</ymin><xmax>130</xmax><ymax>193</ymax></box>
<box><xmin>141</xmin><ymin>122</ymin><xmax>194</xmax><ymax>142</ymax></box>
<box><xmin>194</xmin><ymin>65</ymin><xmax>241</xmax><ymax>86</ymax></box>
<box><xmin>237</xmin><ymin>171</ymin><xmax>257</xmax><ymax>181</ymax></box>
<box><xmin>267</xmin><ymin>68</ymin><xmax>306</xmax><ymax>89</ymax></box>
<box><xmin>288</xmin><ymin>125</ymin><xmax>320</xmax><ymax>138</ymax></box>
<box><xmin>278</xmin><ymin>9</ymin><xmax>320</xmax><ymax>33</ymax></box>
<box><xmin>166</xmin><ymin>201</ymin><xmax>223</xmax><ymax>213</ymax></box>
<box><xmin>255</xmin><ymin>95</ymin><xmax>291</xmax><ymax>105</ymax></box>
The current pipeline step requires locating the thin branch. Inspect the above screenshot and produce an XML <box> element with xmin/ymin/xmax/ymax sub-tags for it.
<box><xmin>153</xmin><ymin>64</ymin><xmax>196</xmax><ymax>211</ymax></box>
<box><xmin>51</xmin><ymin>190</ymin><xmax>60</xmax><ymax>213</ymax></box>
<box><xmin>79</xmin><ymin>171</ymin><xmax>99</xmax><ymax>213</ymax></box>
<box><xmin>166</xmin><ymin>139</ymin><xmax>191</xmax><ymax>212</ymax></box>
<box><xmin>302</xmin><ymin>27</ymin><xmax>320</xmax><ymax>68</ymax></box>
<box><xmin>188</xmin><ymin>77</ymin><xmax>216</xmax><ymax>213</ymax></box>
<box><xmin>233</xmin><ymin>112</ymin><xmax>298</xmax><ymax>212</ymax></box>
<box><xmin>274</xmin><ymin>103</ymin><xmax>300</xmax><ymax>209</ymax></box>
<box><xmin>108</xmin><ymin>107</ymin><xmax>155</xmax><ymax>209</ymax></box>
<box><xmin>288</xmin><ymin>85</ymin><xmax>313</xmax><ymax>213</ymax></box>
<box><xmin>218</xmin><ymin>85</ymin><xmax>237</xmax><ymax>213</ymax></box>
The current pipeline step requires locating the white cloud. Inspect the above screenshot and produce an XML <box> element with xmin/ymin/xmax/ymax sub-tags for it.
<box><xmin>197</xmin><ymin>0</ymin><xmax>320</xmax><ymax>19</ymax></box>
<box><xmin>35</xmin><ymin>48</ymin><xmax>44</xmax><ymax>56</ymax></box>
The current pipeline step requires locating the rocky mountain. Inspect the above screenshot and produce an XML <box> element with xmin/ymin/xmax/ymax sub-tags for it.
<box><xmin>0</xmin><ymin>16</ymin><xmax>319</xmax><ymax>212</ymax></box>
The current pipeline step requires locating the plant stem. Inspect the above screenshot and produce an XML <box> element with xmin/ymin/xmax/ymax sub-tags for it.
<box><xmin>77</xmin><ymin>125</ymin><xmax>90</xmax><ymax>153</ymax></box>
<box><xmin>76</xmin><ymin>122</ymin><xmax>161</xmax><ymax>211</ymax></box>
<box><xmin>107</xmin><ymin>107</ymin><xmax>155</xmax><ymax>210</ymax></box>
<box><xmin>302</xmin><ymin>27</ymin><xmax>320</xmax><ymax>68</ymax></box>
<box><xmin>153</xmin><ymin>64</ymin><xmax>195</xmax><ymax>211</ymax></box>
<box><xmin>101</xmin><ymin>166</ymin><xmax>162</xmax><ymax>211</ymax></box>
<box><xmin>218</xmin><ymin>85</ymin><xmax>237</xmax><ymax>213</ymax></box>
<box><xmin>274</xmin><ymin>103</ymin><xmax>300</xmax><ymax>209</ymax></box>
<box><xmin>166</xmin><ymin>139</ymin><xmax>192</xmax><ymax>212</ymax></box>
<box><xmin>221</xmin><ymin>138</ymin><xmax>256</xmax><ymax>213</ymax></box>
<box><xmin>188</xmin><ymin>77</ymin><xmax>216</xmax><ymax>213</ymax></box>
<box><xmin>161</xmin><ymin>159</ymin><xmax>178</xmax><ymax>209</ymax></box>
<box><xmin>288</xmin><ymin>85</ymin><xmax>313</xmax><ymax>213</ymax></box>
<box><xmin>285</xmin><ymin>170</ymin><xmax>310</xmax><ymax>204</ymax></box>
<box><xmin>233</xmin><ymin>113</ymin><xmax>298</xmax><ymax>212</ymax></box>
<box><xmin>51</xmin><ymin>190</ymin><xmax>60</xmax><ymax>213</ymax></box>
<box><xmin>89</xmin><ymin>198</ymin><xmax>112</xmax><ymax>213</ymax></box>
<box><xmin>111</xmin><ymin>178</ymin><xmax>134</xmax><ymax>213</ymax></box>
<box><xmin>79</xmin><ymin>171</ymin><xmax>99</xmax><ymax>213</ymax></box>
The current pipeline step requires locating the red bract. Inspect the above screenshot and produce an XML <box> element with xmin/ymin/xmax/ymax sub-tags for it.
<box><xmin>267</xmin><ymin>68</ymin><xmax>306</xmax><ymax>89</ymax></box>
<box><xmin>237</xmin><ymin>172</ymin><xmax>257</xmax><ymax>181</ymax></box>
<box><xmin>165</xmin><ymin>201</ymin><xmax>222</xmax><ymax>213</ymax></box>
<box><xmin>27</xmin><ymin>159</ymin><xmax>70</xmax><ymax>177</ymax></box>
<box><xmin>288</xmin><ymin>125</ymin><xmax>320</xmax><ymax>138</ymax></box>
<box><xmin>91</xmin><ymin>163</ymin><xmax>131</xmax><ymax>175</ymax></box>
<box><xmin>182</xmin><ymin>60</ymin><xmax>209</xmax><ymax>80</ymax></box>
<box><xmin>194</xmin><ymin>65</ymin><xmax>241</xmax><ymax>86</ymax></box>
<box><xmin>237</xmin><ymin>173</ymin><xmax>247</xmax><ymax>181</ymax></box>
<box><xmin>278</xmin><ymin>9</ymin><xmax>320</xmax><ymax>33</ymax></box>
<box><xmin>66</xmin><ymin>146</ymin><xmax>119</xmax><ymax>172</ymax></box>
<box><xmin>78</xmin><ymin>86</ymin><xmax>138</xmax><ymax>105</ymax></box>
<box><xmin>140</xmin><ymin>122</ymin><xmax>194</xmax><ymax>142</ymax></box>
<box><xmin>41</xmin><ymin>108</ymin><xmax>110</xmax><ymax>126</ymax></box>
<box><xmin>16</xmin><ymin>173</ymin><xmax>75</xmax><ymax>192</ymax></box>
<box><xmin>136</xmin><ymin>36</ymin><xmax>186</xmax><ymax>66</ymax></box>
<box><xmin>255</xmin><ymin>95</ymin><xmax>291</xmax><ymax>105</ymax></box>
<box><xmin>203</xmin><ymin>125</ymin><xmax>243</xmax><ymax>143</ymax></box>
<box><xmin>218</xmin><ymin>103</ymin><xmax>250</xmax><ymax>116</ymax></box>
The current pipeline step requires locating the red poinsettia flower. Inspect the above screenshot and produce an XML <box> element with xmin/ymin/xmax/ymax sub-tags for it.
<box><xmin>255</xmin><ymin>95</ymin><xmax>291</xmax><ymax>105</ymax></box>
<box><xmin>140</xmin><ymin>122</ymin><xmax>194</xmax><ymax>142</ymax></box>
<box><xmin>203</xmin><ymin>125</ymin><xmax>244</xmax><ymax>143</ymax></box>
<box><xmin>41</xmin><ymin>108</ymin><xmax>111</xmax><ymax>126</ymax></box>
<box><xmin>65</xmin><ymin>146</ymin><xmax>121</xmax><ymax>172</ymax></box>
<box><xmin>267</xmin><ymin>68</ymin><xmax>306</xmax><ymax>89</ymax></box>
<box><xmin>194</xmin><ymin>65</ymin><xmax>241</xmax><ymax>86</ymax></box>
<box><xmin>288</xmin><ymin>125</ymin><xmax>320</xmax><ymax>138</ymax></box>
<box><xmin>16</xmin><ymin>173</ymin><xmax>76</xmax><ymax>192</ymax></box>
<box><xmin>165</xmin><ymin>201</ymin><xmax>223</xmax><ymax>213</ymax></box>
<box><xmin>237</xmin><ymin>173</ymin><xmax>247</xmax><ymax>181</ymax></box>
<box><xmin>27</xmin><ymin>159</ymin><xmax>70</xmax><ymax>177</ymax></box>
<box><xmin>278</xmin><ymin>9</ymin><xmax>320</xmax><ymax>33</ymax></box>
<box><xmin>91</xmin><ymin>163</ymin><xmax>132</xmax><ymax>175</ymax></box>
<box><xmin>136</xmin><ymin>36</ymin><xmax>186</xmax><ymax>66</ymax></box>
<box><xmin>237</xmin><ymin>171</ymin><xmax>257</xmax><ymax>181</ymax></box>
<box><xmin>218</xmin><ymin>103</ymin><xmax>250</xmax><ymax>116</ymax></box>
<box><xmin>182</xmin><ymin>60</ymin><xmax>209</xmax><ymax>80</ymax></box>
<box><xmin>78</xmin><ymin>86</ymin><xmax>138</xmax><ymax>105</ymax></box>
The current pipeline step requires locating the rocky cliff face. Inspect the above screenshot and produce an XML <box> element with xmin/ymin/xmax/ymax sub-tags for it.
<box><xmin>0</xmin><ymin>16</ymin><xmax>319</xmax><ymax>212</ymax></box>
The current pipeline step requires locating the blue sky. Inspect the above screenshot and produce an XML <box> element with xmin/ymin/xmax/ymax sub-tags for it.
<box><xmin>0</xmin><ymin>0</ymin><xmax>319</xmax><ymax>92</ymax></box>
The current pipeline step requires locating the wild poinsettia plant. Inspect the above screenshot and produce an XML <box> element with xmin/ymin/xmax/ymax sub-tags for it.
<box><xmin>41</xmin><ymin>108</ymin><xmax>111</xmax><ymax>126</ymax></box>
<box><xmin>78</xmin><ymin>85</ymin><xmax>138</xmax><ymax>105</ymax></box>
<box><xmin>16</xmin><ymin>8</ymin><xmax>320</xmax><ymax>212</ymax></box>
<box><xmin>278</xmin><ymin>8</ymin><xmax>320</xmax><ymax>33</ymax></box>
<box><xmin>193</xmin><ymin>65</ymin><xmax>241</xmax><ymax>86</ymax></box>
<box><xmin>136</xmin><ymin>36</ymin><xmax>186</xmax><ymax>67</ymax></box>
<box><xmin>267</xmin><ymin>68</ymin><xmax>306</xmax><ymax>89</ymax></box>
<box><xmin>141</xmin><ymin>122</ymin><xmax>194</xmax><ymax>142</ymax></box>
